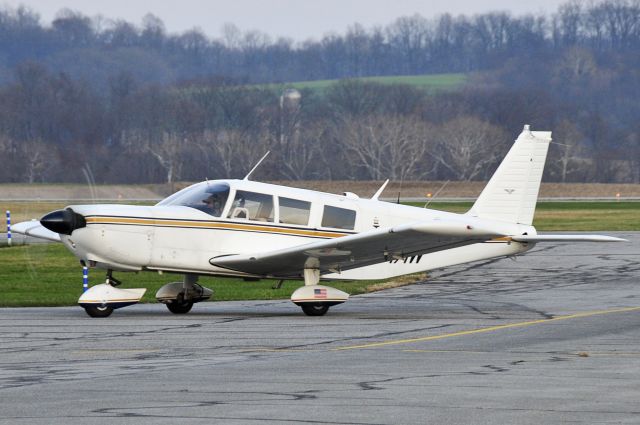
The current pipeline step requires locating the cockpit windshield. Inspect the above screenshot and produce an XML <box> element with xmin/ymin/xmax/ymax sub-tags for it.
<box><xmin>157</xmin><ymin>182</ymin><xmax>230</xmax><ymax>217</ymax></box>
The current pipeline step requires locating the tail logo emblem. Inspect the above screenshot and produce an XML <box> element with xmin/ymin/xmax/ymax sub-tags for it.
<box><xmin>504</xmin><ymin>189</ymin><xmax>515</xmax><ymax>194</ymax></box>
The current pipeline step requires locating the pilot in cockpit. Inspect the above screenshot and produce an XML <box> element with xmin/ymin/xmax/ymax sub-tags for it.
<box><xmin>203</xmin><ymin>193</ymin><xmax>224</xmax><ymax>217</ymax></box>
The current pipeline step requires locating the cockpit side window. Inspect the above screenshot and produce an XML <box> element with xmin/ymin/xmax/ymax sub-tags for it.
<box><xmin>321</xmin><ymin>205</ymin><xmax>356</xmax><ymax>230</ymax></box>
<box><xmin>157</xmin><ymin>183</ymin><xmax>230</xmax><ymax>218</ymax></box>
<box><xmin>228</xmin><ymin>190</ymin><xmax>274</xmax><ymax>222</ymax></box>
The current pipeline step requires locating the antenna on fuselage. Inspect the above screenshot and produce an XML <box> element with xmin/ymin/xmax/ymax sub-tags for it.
<box><xmin>396</xmin><ymin>179</ymin><xmax>403</xmax><ymax>204</ymax></box>
<box><xmin>371</xmin><ymin>179</ymin><xmax>389</xmax><ymax>201</ymax></box>
<box><xmin>243</xmin><ymin>151</ymin><xmax>271</xmax><ymax>181</ymax></box>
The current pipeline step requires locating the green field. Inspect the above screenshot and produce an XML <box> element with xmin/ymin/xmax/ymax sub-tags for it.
<box><xmin>413</xmin><ymin>201</ymin><xmax>640</xmax><ymax>231</ymax></box>
<box><xmin>265</xmin><ymin>73</ymin><xmax>467</xmax><ymax>93</ymax></box>
<box><xmin>0</xmin><ymin>243</ymin><xmax>409</xmax><ymax>307</ymax></box>
<box><xmin>0</xmin><ymin>200</ymin><xmax>636</xmax><ymax>307</ymax></box>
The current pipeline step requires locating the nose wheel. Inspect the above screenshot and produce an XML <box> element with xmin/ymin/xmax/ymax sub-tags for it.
<box><xmin>84</xmin><ymin>304</ymin><xmax>114</xmax><ymax>318</ymax></box>
<box><xmin>79</xmin><ymin>270</ymin><xmax>147</xmax><ymax>318</ymax></box>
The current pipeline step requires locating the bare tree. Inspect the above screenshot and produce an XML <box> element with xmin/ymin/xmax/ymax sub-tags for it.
<box><xmin>626</xmin><ymin>130</ymin><xmax>640</xmax><ymax>183</ymax></box>
<box><xmin>21</xmin><ymin>139</ymin><xmax>49</xmax><ymax>183</ymax></box>
<box><xmin>340</xmin><ymin>114</ymin><xmax>434</xmax><ymax>180</ymax></box>
<box><xmin>430</xmin><ymin>116</ymin><xmax>508</xmax><ymax>181</ymax></box>
<box><xmin>275</xmin><ymin>121</ymin><xmax>327</xmax><ymax>180</ymax></box>
<box><xmin>199</xmin><ymin>129</ymin><xmax>270</xmax><ymax>179</ymax></box>
<box><xmin>120</xmin><ymin>130</ymin><xmax>189</xmax><ymax>187</ymax></box>
<box><xmin>549</xmin><ymin>119</ymin><xmax>588</xmax><ymax>182</ymax></box>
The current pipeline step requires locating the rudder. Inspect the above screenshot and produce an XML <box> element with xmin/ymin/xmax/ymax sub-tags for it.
<box><xmin>467</xmin><ymin>125</ymin><xmax>552</xmax><ymax>225</ymax></box>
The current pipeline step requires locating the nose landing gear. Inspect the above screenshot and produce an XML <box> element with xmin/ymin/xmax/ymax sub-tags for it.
<box><xmin>78</xmin><ymin>269</ymin><xmax>147</xmax><ymax>318</ymax></box>
<box><xmin>84</xmin><ymin>304</ymin><xmax>114</xmax><ymax>318</ymax></box>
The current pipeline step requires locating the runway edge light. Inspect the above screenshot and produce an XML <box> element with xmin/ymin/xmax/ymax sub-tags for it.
<box><xmin>82</xmin><ymin>266</ymin><xmax>88</xmax><ymax>293</ymax></box>
<box><xmin>6</xmin><ymin>210</ymin><xmax>10</xmax><ymax>246</ymax></box>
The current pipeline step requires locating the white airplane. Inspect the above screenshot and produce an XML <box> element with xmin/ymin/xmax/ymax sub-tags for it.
<box><xmin>13</xmin><ymin>125</ymin><xmax>625</xmax><ymax>318</ymax></box>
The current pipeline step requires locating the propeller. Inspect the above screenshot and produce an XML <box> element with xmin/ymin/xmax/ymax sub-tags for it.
<box><xmin>40</xmin><ymin>208</ymin><xmax>86</xmax><ymax>235</ymax></box>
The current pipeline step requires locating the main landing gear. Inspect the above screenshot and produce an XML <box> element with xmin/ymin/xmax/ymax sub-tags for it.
<box><xmin>155</xmin><ymin>274</ymin><xmax>213</xmax><ymax>315</ymax></box>
<box><xmin>290</xmin><ymin>268</ymin><xmax>349</xmax><ymax>316</ymax></box>
<box><xmin>300</xmin><ymin>303</ymin><xmax>330</xmax><ymax>316</ymax></box>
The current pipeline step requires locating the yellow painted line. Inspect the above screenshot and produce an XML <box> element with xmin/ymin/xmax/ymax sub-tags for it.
<box><xmin>580</xmin><ymin>352</ymin><xmax>640</xmax><ymax>357</ymax></box>
<box><xmin>333</xmin><ymin>306</ymin><xmax>640</xmax><ymax>351</ymax></box>
<box><xmin>85</xmin><ymin>216</ymin><xmax>347</xmax><ymax>238</ymax></box>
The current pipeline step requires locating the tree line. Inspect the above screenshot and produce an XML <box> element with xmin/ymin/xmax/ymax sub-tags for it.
<box><xmin>1</xmin><ymin>2</ymin><xmax>640</xmax><ymax>85</ymax></box>
<box><xmin>0</xmin><ymin>1</ymin><xmax>638</xmax><ymax>184</ymax></box>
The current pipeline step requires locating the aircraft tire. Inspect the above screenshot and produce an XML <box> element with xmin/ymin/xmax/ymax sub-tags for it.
<box><xmin>84</xmin><ymin>305</ymin><xmax>114</xmax><ymax>318</ymax></box>
<box><xmin>301</xmin><ymin>303</ymin><xmax>329</xmax><ymax>316</ymax></box>
<box><xmin>166</xmin><ymin>300</ymin><xmax>194</xmax><ymax>314</ymax></box>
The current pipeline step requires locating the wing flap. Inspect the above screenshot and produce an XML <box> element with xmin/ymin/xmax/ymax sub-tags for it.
<box><xmin>210</xmin><ymin>220</ymin><xmax>502</xmax><ymax>278</ymax></box>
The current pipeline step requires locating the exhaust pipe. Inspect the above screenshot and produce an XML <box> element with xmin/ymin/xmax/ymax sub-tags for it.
<box><xmin>40</xmin><ymin>208</ymin><xmax>86</xmax><ymax>235</ymax></box>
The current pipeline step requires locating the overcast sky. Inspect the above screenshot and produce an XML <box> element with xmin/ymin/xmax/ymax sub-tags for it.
<box><xmin>5</xmin><ymin>0</ymin><xmax>569</xmax><ymax>40</ymax></box>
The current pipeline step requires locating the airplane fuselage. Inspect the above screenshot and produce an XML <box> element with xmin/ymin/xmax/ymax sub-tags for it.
<box><xmin>60</xmin><ymin>179</ymin><xmax>535</xmax><ymax>281</ymax></box>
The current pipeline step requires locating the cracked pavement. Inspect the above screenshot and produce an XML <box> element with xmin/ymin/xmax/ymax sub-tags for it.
<box><xmin>0</xmin><ymin>232</ymin><xmax>639</xmax><ymax>424</ymax></box>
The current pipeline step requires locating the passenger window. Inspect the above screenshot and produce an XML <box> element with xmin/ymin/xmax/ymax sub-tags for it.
<box><xmin>321</xmin><ymin>205</ymin><xmax>356</xmax><ymax>230</ymax></box>
<box><xmin>279</xmin><ymin>197</ymin><xmax>311</xmax><ymax>226</ymax></box>
<box><xmin>228</xmin><ymin>190</ymin><xmax>274</xmax><ymax>222</ymax></box>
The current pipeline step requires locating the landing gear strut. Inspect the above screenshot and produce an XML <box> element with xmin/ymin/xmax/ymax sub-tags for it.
<box><xmin>156</xmin><ymin>274</ymin><xmax>213</xmax><ymax>315</ymax></box>
<box><xmin>290</xmin><ymin>268</ymin><xmax>349</xmax><ymax>316</ymax></box>
<box><xmin>105</xmin><ymin>269</ymin><xmax>122</xmax><ymax>286</ymax></box>
<box><xmin>78</xmin><ymin>269</ymin><xmax>147</xmax><ymax>318</ymax></box>
<box><xmin>83</xmin><ymin>270</ymin><xmax>119</xmax><ymax>317</ymax></box>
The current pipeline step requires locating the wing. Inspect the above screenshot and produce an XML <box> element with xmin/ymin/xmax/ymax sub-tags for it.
<box><xmin>11</xmin><ymin>221</ymin><xmax>61</xmax><ymax>242</ymax></box>
<box><xmin>210</xmin><ymin>220</ymin><xmax>502</xmax><ymax>278</ymax></box>
<box><xmin>511</xmin><ymin>235</ymin><xmax>626</xmax><ymax>242</ymax></box>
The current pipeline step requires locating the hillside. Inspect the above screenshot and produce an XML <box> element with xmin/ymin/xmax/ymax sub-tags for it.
<box><xmin>264</xmin><ymin>73</ymin><xmax>467</xmax><ymax>92</ymax></box>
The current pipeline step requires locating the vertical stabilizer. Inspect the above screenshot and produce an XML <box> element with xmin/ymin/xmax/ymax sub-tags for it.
<box><xmin>467</xmin><ymin>125</ymin><xmax>552</xmax><ymax>225</ymax></box>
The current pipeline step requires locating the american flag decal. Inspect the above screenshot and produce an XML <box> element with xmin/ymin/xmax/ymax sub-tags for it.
<box><xmin>314</xmin><ymin>288</ymin><xmax>327</xmax><ymax>299</ymax></box>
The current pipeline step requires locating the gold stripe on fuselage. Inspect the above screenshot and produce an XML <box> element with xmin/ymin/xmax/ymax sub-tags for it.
<box><xmin>85</xmin><ymin>216</ymin><xmax>350</xmax><ymax>239</ymax></box>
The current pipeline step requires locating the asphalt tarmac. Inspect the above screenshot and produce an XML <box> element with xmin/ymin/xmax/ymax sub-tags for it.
<box><xmin>0</xmin><ymin>233</ymin><xmax>638</xmax><ymax>424</ymax></box>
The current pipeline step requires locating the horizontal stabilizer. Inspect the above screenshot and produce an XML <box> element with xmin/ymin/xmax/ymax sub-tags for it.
<box><xmin>11</xmin><ymin>221</ymin><xmax>61</xmax><ymax>242</ymax></box>
<box><xmin>511</xmin><ymin>235</ymin><xmax>627</xmax><ymax>243</ymax></box>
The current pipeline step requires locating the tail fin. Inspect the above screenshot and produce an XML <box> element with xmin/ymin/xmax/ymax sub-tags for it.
<box><xmin>467</xmin><ymin>125</ymin><xmax>552</xmax><ymax>225</ymax></box>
